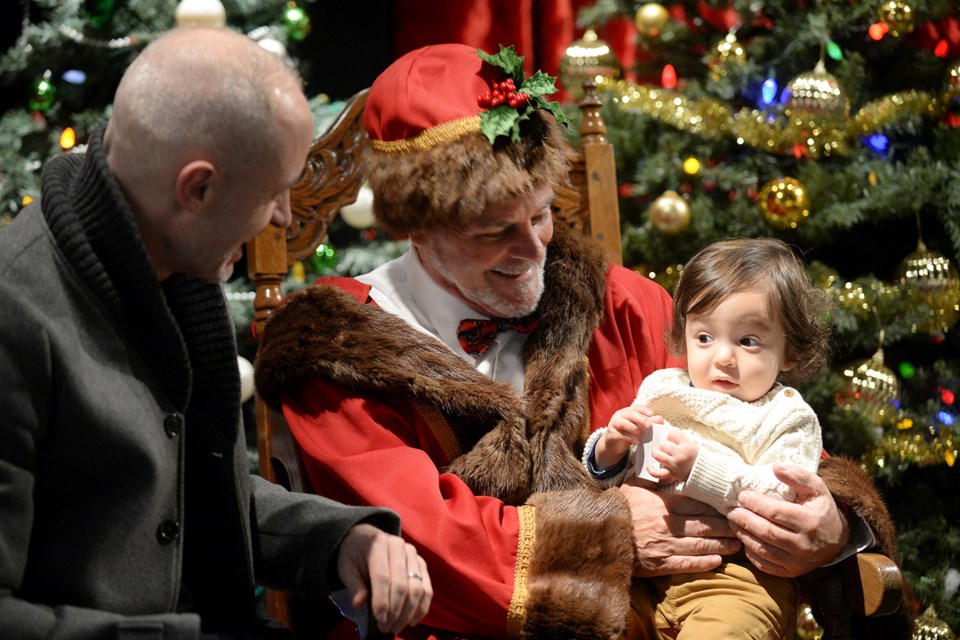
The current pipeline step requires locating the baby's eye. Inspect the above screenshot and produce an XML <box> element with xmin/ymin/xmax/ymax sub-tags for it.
<box><xmin>697</xmin><ymin>334</ymin><xmax>713</xmax><ymax>344</ymax></box>
<box><xmin>740</xmin><ymin>337</ymin><xmax>760</xmax><ymax>347</ymax></box>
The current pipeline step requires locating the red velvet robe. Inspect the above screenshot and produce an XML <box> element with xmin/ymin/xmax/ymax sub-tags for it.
<box><xmin>257</xmin><ymin>227</ymin><xmax>672</xmax><ymax>638</ymax></box>
<box><xmin>254</xmin><ymin>226</ymin><xmax>904</xmax><ymax>639</ymax></box>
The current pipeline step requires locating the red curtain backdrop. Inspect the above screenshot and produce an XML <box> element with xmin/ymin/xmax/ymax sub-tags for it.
<box><xmin>392</xmin><ymin>0</ymin><xmax>638</xmax><ymax>98</ymax></box>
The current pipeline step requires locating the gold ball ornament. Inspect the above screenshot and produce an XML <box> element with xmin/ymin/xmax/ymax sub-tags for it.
<box><xmin>635</xmin><ymin>3</ymin><xmax>670</xmax><ymax>38</ymax></box>
<box><xmin>877</xmin><ymin>0</ymin><xmax>916</xmax><ymax>38</ymax></box>
<box><xmin>795</xmin><ymin>602</ymin><xmax>823</xmax><ymax>640</ymax></box>
<box><xmin>836</xmin><ymin>347</ymin><xmax>900</xmax><ymax>425</ymax></box>
<box><xmin>897</xmin><ymin>241</ymin><xmax>960</xmax><ymax>335</ymax></box>
<box><xmin>913</xmin><ymin>606</ymin><xmax>957</xmax><ymax>640</ymax></box>
<box><xmin>758</xmin><ymin>177</ymin><xmax>810</xmax><ymax>229</ymax></box>
<box><xmin>836</xmin><ymin>280</ymin><xmax>871</xmax><ymax>319</ymax></box>
<box><xmin>648</xmin><ymin>190</ymin><xmax>692</xmax><ymax>235</ymax></box>
<box><xmin>175</xmin><ymin>0</ymin><xmax>226</xmax><ymax>27</ymax></box>
<box><xmin>558</xmin><ymin>29</ymin><xmax>621</xmax><ymax>99</ymax></box>
<box><xmin>707</xmin><ymin>33</ymin><xmax>746</xmax><ymax>80</ymax></box>
<box><xmin>784</xmin><ymin>60</ymin><xmax>851</xmax><ymax>120</ymax></box>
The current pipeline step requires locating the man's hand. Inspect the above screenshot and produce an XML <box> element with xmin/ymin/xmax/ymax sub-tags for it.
<box><xmin>337</xmin><ymin>523</ymin><xmax>433</xmax><ymax>634</ymax></box>
<box><xmin>727</xmin><ymin>463</ymin><xmax>849</xmax><ymax>578</ymax></box>
<box><xmin>620</xmin><ymin>480</ymin><xmax>740</xmax><ymax>577</ymax></box>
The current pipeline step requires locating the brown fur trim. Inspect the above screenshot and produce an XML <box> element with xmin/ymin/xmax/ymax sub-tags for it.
<box><xmin>447</xmin><ymin>222</ymin><xmax>609</xmax><ymax>500</ymax></box>
<box><xmin>818</xmin><ymin>456</ymin><xmax>898</xmax><ymax>561</ymax></box>
<box><xmin>519</xmin><ymin>488</ymin><xmax>634</xmax><ymax>639</ymax></box>
<box><xmin>254</xmin><ymin>284</ymin><xmax>519</xmax><ymax>444</ymax></box>
<box><xmin>366</xmin><ymin>110</ymin><xmax>567</xmax><ymax>236</ymax></box>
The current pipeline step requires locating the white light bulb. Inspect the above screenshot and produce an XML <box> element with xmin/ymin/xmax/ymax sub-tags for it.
<box><xmin>175</xmin><ymin>0</ymin><xmax>227</xmax><ymax>27</ymax></box>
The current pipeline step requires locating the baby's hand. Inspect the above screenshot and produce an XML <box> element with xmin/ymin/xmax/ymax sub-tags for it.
<box><xmin>595</xmin><ymin>405</ymin><xmax>663</xmax><ymax>470</ymax></box>
<box><xmin>647</xmin><ymin>431</ymin><xmax>698</xmax><ymax>484</ymax></box>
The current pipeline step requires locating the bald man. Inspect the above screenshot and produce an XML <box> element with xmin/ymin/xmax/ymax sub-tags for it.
<box><xmin>0</xmin><ymin>27</ymin><xmax>431</xmax><ymax>640</ymax></box>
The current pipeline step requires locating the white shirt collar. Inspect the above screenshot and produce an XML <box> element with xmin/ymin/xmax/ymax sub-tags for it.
<box><xmin>356</xmin><ymin>249</ymin><xmax>529</xmax><ymax>392</ymax></box>
<box><xmin>357</xmin><ymin>249</ymin><xmax>481</xmax><ymax>361</ymax></box>
<box><xmin>406</xmin><ymin>248</ymin><xmax>492</xmax><ymax>354</ymax></box>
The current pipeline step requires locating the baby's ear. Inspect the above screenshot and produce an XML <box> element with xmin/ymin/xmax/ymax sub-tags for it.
<box><xmin>780</xmin><ymin>355</ymin><xmax>797</xmax><ymax>373</ymax></box>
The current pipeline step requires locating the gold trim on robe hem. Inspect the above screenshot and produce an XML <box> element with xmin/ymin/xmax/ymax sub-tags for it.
<box><xmin>507</xmin><ymin>504</ymin><xmax>536</xmax><ymax>637</ymax></box>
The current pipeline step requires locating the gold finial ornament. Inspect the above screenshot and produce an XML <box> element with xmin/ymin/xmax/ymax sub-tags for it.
<box><xmin>558</xmin><ymin>29</ymin><xmax>621</xmax><ymax>99</ymax></box>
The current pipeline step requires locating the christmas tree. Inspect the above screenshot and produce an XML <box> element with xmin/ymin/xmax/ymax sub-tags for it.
<box><xmin>563</xmin><ymin>0</ymin><xmax>960</xmax><ymax>633</ymax></box>
<box><xmin>0</xmin><ymin>0</ymin><xmax>317</xmax><ymax>221</ymax></box>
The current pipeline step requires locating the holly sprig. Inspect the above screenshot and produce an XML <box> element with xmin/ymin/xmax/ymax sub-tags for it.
<box><xmin>476</xmin><ymin>45</ymin><xmax>569</xmax><ymax>144</ymax></box>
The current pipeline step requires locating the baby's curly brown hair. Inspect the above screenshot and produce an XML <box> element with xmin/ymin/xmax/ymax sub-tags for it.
<box><xmin>668</xmin><ymin>238</ymin><xmax>833</xmax><ymax>387</ymax></box>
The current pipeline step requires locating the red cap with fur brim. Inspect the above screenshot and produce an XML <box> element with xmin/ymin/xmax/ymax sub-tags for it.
<box><xmin>363</xmin><ymin>43</ymin><xmax>567</xmax><ymax>236</ymax></box>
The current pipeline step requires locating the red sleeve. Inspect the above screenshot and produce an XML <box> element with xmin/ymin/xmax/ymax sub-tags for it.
<box><xmin>587</xmin><ymin>265</ymin><xmax>684</xmax><ymax>429</ymax></box>
<box><xmin>283</xmin><ymin>379</ymin><xmax>518</xmax><ymax>638</ymax></box>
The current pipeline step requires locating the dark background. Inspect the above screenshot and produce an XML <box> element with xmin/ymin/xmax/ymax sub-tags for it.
<box><xmin>0</xmin><ymin>1</ymin><xmax>397</xmax><ymax>112</ymax></box>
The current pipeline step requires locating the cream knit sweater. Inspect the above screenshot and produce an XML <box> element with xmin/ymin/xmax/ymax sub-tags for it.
<box><xmin>626</xmin><ymin>368</ymin><xmax>822</xmax><ymax>514</ymax></box>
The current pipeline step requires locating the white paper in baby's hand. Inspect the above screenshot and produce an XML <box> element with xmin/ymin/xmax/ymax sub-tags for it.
<box><xmin>627</xmin><ymin>422</ymin><xmax>677</xmax><ymax>482</ymax></box>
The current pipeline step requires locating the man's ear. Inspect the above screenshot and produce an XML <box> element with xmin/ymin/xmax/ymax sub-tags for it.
<box><xmin>175</xmin><ymin>160</ymin><xmax>217</xmax><ymax>213</ymax></box>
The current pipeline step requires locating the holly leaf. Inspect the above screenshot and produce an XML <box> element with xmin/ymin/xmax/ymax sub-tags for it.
<box><xmin>520</xmin><ymin>71</ymin><xmax>559</xmax><ymax>98</ymax></box>
<box><xmin>535</xmin><ymin>98</ymin><xmax>571</xmax><ymax>125</ymax></box>
<box><xmin>477</xmin><ymin>45</ymin><xmax>525</xmax><ymax>78</ymax></box>
<box><xmin>476</xmin><ymin>46</ymin><xmax>569</xmax><ymax>141</ymax></box>
<box><xmin>479</xmin><ymin>106</ymin><xmax>521</xmax><ymax>144</ymax></box>
<box><xmin>511</xmin><ymin>109</ymin><xmax>532</xmax><ymax>143</ymax></box>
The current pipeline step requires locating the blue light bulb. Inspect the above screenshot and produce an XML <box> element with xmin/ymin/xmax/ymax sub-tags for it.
<box><xmin>760</xmin><ymin>78</ymin><xmax>778</xmax><ymax>107</ymax></box>
<box><xmin>865</xmin><ymin>134</ymin><xmax>888</xmax><ymax>153</ymax></box>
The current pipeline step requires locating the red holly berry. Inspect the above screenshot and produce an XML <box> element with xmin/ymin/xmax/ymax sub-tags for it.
<box><xmin>479</xmin><ymin>79</ymin><xmax>529</xmax><ymax>110</ymax></box>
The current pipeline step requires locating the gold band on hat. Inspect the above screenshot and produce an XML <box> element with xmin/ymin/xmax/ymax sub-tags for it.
<box><xmin>370</xmin><ymin>115</ymin><xmax>481</xmax><ymax>153</ymax></box>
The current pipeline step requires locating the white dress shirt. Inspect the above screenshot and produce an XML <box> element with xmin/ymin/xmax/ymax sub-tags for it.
<box><xmin>357</xmin><ymin>249</ymin><xmax>529</xmax><ymax>393</ymax></box>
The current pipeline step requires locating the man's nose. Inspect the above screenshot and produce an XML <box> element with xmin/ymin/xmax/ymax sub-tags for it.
<box><xmin>511</xmin><ymin>221</ymin><xmax>548</xmax><ymax>262</ymax></box>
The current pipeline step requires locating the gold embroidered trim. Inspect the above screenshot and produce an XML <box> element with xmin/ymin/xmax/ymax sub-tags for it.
<box><xmin>411</xmin><ymin>399</ymin><xmax>462</xmax><ymax>462</ymax></box>
<box><xmin>507</xmin><ymin>505</ymin><xmax>536</xmax><ymax>638</ymax></box>
<box><xmin>370</xmin><ymin>116</ymin><xmax>481</xmax><ymax>153</ymax></box>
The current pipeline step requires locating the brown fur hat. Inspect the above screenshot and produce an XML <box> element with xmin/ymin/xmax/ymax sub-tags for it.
<box><xmin>363</xmin><ymin>43</ymin><xmax>567</xmax><ymax>236</ymax></box>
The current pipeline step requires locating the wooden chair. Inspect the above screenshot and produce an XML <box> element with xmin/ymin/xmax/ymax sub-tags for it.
<box><xmin>246</xmin><ymin>82</ymin><xmax>905</xmax><ymax>639</ymax></box>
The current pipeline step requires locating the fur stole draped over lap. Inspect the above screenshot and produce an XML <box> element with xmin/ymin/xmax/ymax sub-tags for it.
<box><xmin>255</xmin><ymin>222</ymin><xmax>610</xmax><ymax>506</ymax></box>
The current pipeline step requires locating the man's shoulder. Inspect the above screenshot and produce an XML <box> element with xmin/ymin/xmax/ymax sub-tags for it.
<box><xmin>603</xmin><ymin>263</ymin><xmax>673</xmax><ymax>307</ymax></box>
<box><xmin>0</xmin><ymin>205</ymin><xmax>49</xmax><ymax>275</ymax></box>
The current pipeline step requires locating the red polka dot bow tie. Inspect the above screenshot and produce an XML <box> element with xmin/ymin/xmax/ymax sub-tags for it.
<box><xmin>456</xmin><ymin>316</ymin><xmax>539</xmax><ymax>359</ymax></box>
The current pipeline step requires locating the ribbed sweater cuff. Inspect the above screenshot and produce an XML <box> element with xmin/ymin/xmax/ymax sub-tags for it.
<box><xmin>683</xmin><ymin>452</ymin><xmax>736</xmax><ymax>514</ymax></box>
